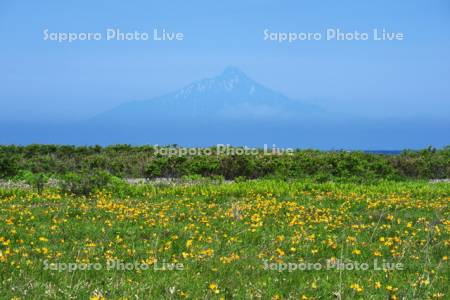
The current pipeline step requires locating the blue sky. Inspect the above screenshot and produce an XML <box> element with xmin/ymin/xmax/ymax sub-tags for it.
<box><xmin>1</xmin><ymin>0</ymin><xmax>449</xmax><ymax>123</ymax></box>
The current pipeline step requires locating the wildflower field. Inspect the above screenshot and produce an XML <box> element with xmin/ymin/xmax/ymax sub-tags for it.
<box><xmin>0</xmin><ymin>180</ymin><xmax>449</xmax><ymax>299</ymax></box>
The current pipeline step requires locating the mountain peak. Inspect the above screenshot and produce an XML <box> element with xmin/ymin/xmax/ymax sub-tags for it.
<box><xmin>173</xmin><ymin>66</ymin><xmax>253</xmax><ymax>98</ymax></box>
<box><xmin>219</xmin><ymin>66</ymin><xmax>248</xmax><ymax>80</ymax></box>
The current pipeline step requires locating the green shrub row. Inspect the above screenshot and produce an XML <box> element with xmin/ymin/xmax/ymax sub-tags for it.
<box><xmin>0</xmin><ymin>145</ymin><xmax>448</xmax><ymax>182</ymax></box>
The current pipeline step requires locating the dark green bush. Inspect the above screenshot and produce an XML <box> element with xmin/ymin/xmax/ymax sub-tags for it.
<box><xmin>0</xmin><ymin>153</ymin><xmax>19</xmax><ymax>178</ymax></box>
<box><xmin>60</xmin><ymin>170</ymin><xmax>113</xmax><ymax>196</ymax></box>
<box><xmin>15</xmin><ymin>171</ymin><xmax>49</xmax><ymax>193</ymax></box>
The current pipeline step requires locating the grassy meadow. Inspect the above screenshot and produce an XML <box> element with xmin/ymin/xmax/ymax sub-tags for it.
<box><xmin>0</xmin><ymin>179</ymin><xmax>448</xmax><ymax>299</ymax></box>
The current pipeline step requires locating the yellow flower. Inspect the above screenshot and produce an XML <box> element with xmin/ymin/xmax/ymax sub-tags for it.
<box><xmin>386</xmin><ymin>285</ymin><xmax>398</xmax><ymax>292</ymax></box>
<box><xmin>375</xmin><ymin>281</ymin><xmax>382</xmax><ymax>289</ymax></box>
<box><xmin>373</xmin><ymin>250</ymin><xmax>382</xmax><ymax>257</ymax></box>
<box><xmin>209</xmin><ymin>282</ymin><xmax>220</xmax><ymax>294</ymax></box>
<box><xmin>352</xmin><ymin>249</ymin><xmax>361</xmax><ymax>255</ymax></box>
<box><xmin>220</xmin><ymin>253</ymin><xmax>240</xmax><ymax>264</ymax></box>
<box><xmin>39</xmin><ymin>237</ymin><xmax>48</xmax><ymax>242</ymax></box>
<box><xmin>251</xmin><ymin>214</ymin><xmax>261</xmax><ymax>222</ymax></box>
<box><xmin>179</xmin><ymin>291</ymin><xmax>189</xmax><ymax>298</ymax></box>
<box><xmin>421</xmin><ymin>279</ymin><xmax>430</xmax><ymax>286</ymax></box>
<box><xmin>186</xmin><ymin>240</ymin><xmax>193</xmax><ymax>248</ymax></box>
<box><xmin>350</xmin><ymin>283</ymin><xmax>363</xmax><ymax>292</ymax></box>
<box><xmin>276</xmin><ymin>248</ymin><xmax>285</xmax><ymax>256</ymax></box>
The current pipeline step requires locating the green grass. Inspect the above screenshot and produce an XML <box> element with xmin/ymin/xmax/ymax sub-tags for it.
<box><xmin>0</xmin><ymin>180</ymin><xmax>449</xmax><ymax>299</ymax></box>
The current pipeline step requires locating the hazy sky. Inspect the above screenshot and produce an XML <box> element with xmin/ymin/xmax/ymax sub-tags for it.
<box><xmin>1</xmin><ymin>0</ymin><xmax>449</xmax><ymax>122</ymax></box>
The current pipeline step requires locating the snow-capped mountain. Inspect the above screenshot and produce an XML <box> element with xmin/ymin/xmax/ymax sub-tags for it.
<box><xmin>92</xmin><ymin>67</ymin><xmax>318</xmax><ymax>125</ymax></box>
